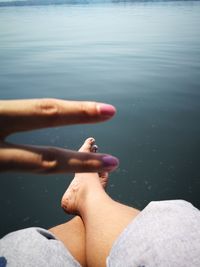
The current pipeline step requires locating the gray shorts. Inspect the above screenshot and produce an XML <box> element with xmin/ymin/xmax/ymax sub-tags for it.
<box><xmin>1</xmin><ymin>200</ymin><xmax>200</xmax><ymax>267</ymax></box>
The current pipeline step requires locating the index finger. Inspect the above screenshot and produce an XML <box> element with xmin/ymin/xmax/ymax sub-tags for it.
<box><xmin>0</xmin><ymin>98</ymin><xmax>116</xmax><ymax>137</ymax></box>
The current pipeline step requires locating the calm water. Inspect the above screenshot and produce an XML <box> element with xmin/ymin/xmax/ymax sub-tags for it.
<box><xmin>0</xmin><ymin>1</ymin><xmax>200</xmax><ymax>237</ymax></box>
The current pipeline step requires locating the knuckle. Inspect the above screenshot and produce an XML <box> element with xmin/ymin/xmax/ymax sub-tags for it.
<box><xmin>79</xmin><ymin>103</ymin><xmax>90</xmax><ymax>118</ymax></box>
<box><xmin>79</xmin><ymin>159</ymin><xmax>88</xmax><ymax>171</ymax></box>
<box><xmin>38</xmin><ymin>148</ymin><xmax>58</xmax><ymax>173</ymax></box>
<box><xmin>78</xmin><ymin>157</ymin><xmax>99</xmax><ymax>172</ymax></box>
<box><xmin>40</xmin><ymin>160</ymin><xmax>57</xmax><ymax>174</ymax></box>
<box><xmin>38</xmin><ymin>98</ymin><xmax>59</xmax><ymax>117</ymax></box>
<box><xmin>79</xmin><ymin>102</ymin><xmax>97</xmax><ymax>119</ymax></box>
<box><xmin>72</xmin><ymin>156</ymin><xmax>91</xmax><ymax>172</ymax></box>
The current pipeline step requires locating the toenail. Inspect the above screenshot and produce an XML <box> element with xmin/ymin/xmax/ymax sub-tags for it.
<box><xmin>92</xmin><ymin>145</ymin><xmax>98</xmax><ymax>153</ymax></box>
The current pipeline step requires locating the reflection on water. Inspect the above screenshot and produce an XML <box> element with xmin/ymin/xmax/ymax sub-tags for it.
<box><xmin>0</xmin><ymin>1</ymin><xmax>200</xmax><ymax>237</ymax></box>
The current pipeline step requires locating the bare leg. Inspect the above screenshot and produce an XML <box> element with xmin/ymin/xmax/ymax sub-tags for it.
<box><xmin>49</xmin><ymin>216</ymin><xmax>86</xmax><ymax>267</ymax></box>
<box><xmin>49</xmin><ymin>138</ymin><xmax>109</xmax><ymax>267</ymax></box>
<box><xmin>61</xmin><ymin>162</ymin><xmax>140</xmax><ymax>267</ymax></box>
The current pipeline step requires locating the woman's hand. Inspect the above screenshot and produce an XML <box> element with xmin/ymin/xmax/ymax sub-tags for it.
<box><xmin>0</xmin><ymin>98</ymin><xmax>119</xmax><ymax>174</ymax></box>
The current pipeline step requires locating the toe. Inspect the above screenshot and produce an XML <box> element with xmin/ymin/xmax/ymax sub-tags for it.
<box><xmin>79</xmin><ymin>137</ymin><xmax>95</xmax><ymax>152</ymax></box>
<box><xmin>99</xmin><ymin>171</ymin><xmax>109</xmax><ymax>188</ymax></box>
<box><xmin>91</xmin><ymin>144</ymin><xmax>98</xmax><ymax>153</ymax></box>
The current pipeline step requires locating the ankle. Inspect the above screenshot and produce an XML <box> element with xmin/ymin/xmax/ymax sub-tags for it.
<box><xmin>61</xmin><ymin>173</ymin><xmax>107</xmax><ymax>215</ymax></box>
<box><xmin>78</xmin><ymin>187</ymin><xmax>109</xmax><ymax>216</ymax></box>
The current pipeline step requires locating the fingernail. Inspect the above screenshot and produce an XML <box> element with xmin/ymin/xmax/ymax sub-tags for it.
<box><xmin>98</xmin><ymin>104</ymin><xmax>116</xmax><ymax>117</ymax></box>
<box><xmin>102</xmin><ymin>156</ymin><xmax>119</xmax><ymax>170</ymax></box>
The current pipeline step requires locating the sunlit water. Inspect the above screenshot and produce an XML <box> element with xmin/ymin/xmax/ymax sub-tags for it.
<box><xmin>0</xmin><ymin>1</ymin><xmax>200</xmax><ymax>237</ymax></box>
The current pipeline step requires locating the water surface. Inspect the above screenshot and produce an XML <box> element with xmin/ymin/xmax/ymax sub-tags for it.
<box><xmin>0</xmin><ymin>1</ymin><xmax>200</xmax><ymax>237</ymax></box>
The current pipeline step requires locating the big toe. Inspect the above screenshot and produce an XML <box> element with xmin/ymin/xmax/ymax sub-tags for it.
<box><xmin>79</xmin><ymin>137</ymin><xmax>95</xmax><ymax>152</ymax></box>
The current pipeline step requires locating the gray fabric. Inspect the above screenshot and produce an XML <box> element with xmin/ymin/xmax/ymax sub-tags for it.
<box><xmin>1</xmin><ymin>200</ymin><xmax>199</xmax><ymax>267</ymax></box>
<box><xmin>107</xmin><ymin>200</ymin><xmax>200</xmax><ymax>267</ymax></box>
<box><xmin>0</xmin><ymin>227</ymin><xmax>81</xmax><ymax>267</ymax></box>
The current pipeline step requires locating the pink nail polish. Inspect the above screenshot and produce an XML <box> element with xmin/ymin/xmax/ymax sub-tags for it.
<box><xmin>102</xmin><ymin>156</ymin><xmax>119</xmax><ymax>170</ymax></box>
<box><xmin>98</xmin><ymin>104</ymin><xmax>116</xmax><ymax>117</ymax></box>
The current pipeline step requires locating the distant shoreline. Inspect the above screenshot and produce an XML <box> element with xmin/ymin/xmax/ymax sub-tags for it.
<box><xmin>0</xmin><ymin>0</ymin><xmax>198</xmax><ymax>8</ymax></box>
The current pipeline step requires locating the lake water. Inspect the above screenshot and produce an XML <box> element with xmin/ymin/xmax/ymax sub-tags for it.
<box><xmin>0</xmin><ymin>1</ymin><xmax>200</xmax><ymax>237</ymax></box>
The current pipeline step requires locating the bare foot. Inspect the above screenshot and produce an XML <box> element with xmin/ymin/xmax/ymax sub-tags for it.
<box><xmin>61</xmin><ymin>137</ymin><xmax>109</xmax><ymax>214</ymax></box>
